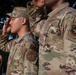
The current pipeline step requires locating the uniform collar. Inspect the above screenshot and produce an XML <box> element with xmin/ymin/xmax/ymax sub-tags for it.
<box><xmin>15</xmin><ymin>32</ymin><xmax>31</xmax><ymax>43</ymax></box>
<box><xmin>48</xmin><ymin>2</ymin><xmax>69</xmax><ymax>18</ymax></box>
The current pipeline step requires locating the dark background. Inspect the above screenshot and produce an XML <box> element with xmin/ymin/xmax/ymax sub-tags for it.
<box><xmin>0</xmin><ymin>0</ymin><xmax>75</xmax><ymax>14</ymax></box>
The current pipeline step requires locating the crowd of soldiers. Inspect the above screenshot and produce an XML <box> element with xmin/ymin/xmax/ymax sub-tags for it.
<box><xmin>0</xmin><ymin>0</ymin><xmax>76</xmax><ymax>75</ymax></box>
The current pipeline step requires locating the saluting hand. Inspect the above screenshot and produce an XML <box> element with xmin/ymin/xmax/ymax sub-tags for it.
<box><xmin>32</xmin><ymin>0</ymin><xmax>44</xmax><ymax>7</ymax></box>
<box><xmin>2</xmin><ymin>18</ymin><xmax>11</xmax><ymax>35</ymax></box>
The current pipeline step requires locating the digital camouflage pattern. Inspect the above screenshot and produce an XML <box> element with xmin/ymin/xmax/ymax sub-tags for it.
<box><xmin>0</xmin><ymin>32</ymin><xmax>38</xmax><ymax>75</ymax></box>
<box><xmin>26</xmin><ymin>1</ymin><xmax>47</xmax><ymax>36</ymax></box>
<box><xmin>39</xmin><ymin>2</ymin><xmax>76</xmax><ymax>75</ymax></box>
<box><xmin>0</xmin><ymin>30</ymin><xmax>8</xmax><ymax>50</ymax></box>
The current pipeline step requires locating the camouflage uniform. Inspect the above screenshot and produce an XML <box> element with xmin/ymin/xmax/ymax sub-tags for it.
<box><xmin>39</xmin><ymin>2</ymin><xmax>76</xmax><ymax>75</ymax></box>
<box><xmin>0</xmin><ymin>32</ymin><xmax>38</xmax><ymax>75</ymax></box>
<box><xmin>0</xmin><ymin>30</ymin><xmax>8</xmax><ymax>50</ymax></box>
<box><xmin>26</xmin><ymin>1</ymin><xmax>47</xmax><ymax>36</ymax></box>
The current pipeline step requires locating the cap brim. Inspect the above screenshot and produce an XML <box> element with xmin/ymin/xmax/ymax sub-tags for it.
<box><xmin>7</xmin><ymin>13</ymin><xmax>12</xmax><ymax>17</ymax></box>
<box><xmin>7</xmin><ymin>13</ymin><xmax>17</xmax><ymax>18</ymax></box>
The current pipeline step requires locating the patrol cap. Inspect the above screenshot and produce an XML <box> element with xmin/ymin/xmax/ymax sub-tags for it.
<box><xmin>7</xmin><ymin>7</ymin><xmax>29</xmax><ymax>19</ymax></box>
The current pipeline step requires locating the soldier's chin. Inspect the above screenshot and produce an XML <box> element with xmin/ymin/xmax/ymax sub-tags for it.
<box><xmin>11</xmin><ymin>30</ymin><xmax>17</xmax><ymax>34</ymax></box>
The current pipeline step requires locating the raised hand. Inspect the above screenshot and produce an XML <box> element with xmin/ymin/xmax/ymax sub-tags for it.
<box><xmin>2</xmin><ymin>18</ymin><xmax>11</xmax><ymax>35</ymax></box>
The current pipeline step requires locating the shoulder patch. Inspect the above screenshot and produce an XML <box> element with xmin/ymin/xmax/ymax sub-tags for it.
<box><xmin>26</xmin><ymin>51</ymin><xmax>37</xmax><ymax>61</ymax></box>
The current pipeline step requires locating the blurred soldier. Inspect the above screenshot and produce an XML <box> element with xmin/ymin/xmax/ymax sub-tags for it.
<box><xmin>0</xmin><ymin>55</ymin><xmax>2</xmax><ymax>75</ymax></box>
<box><xmin>26</xmin><ymin>0</ymin><xmax>47</xmax><ymax>36</ymax></box>
<box><xmin>0</xmin><ymin>7</ymin><xmax>38</xmax><ymax>75</ymax></box>
<box><xmin>38</xmin><ymin>0</ymin><xmax>76</xmax><ymax>75</ymax></box>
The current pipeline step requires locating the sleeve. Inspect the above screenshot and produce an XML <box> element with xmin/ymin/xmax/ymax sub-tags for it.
<box><xmin>64</xmin><ymin>15</ymin><xmax>76</xmax><ymax>74</ymax></box>
<box><xmin>23</xmin><ymin>41</ymin><xmax>38</xmax><ymax>75</ymax></box>
<box><xmin>0</xmin><ymin>30</ymin><xmax>12</xmax><ymax>52</ymax></box>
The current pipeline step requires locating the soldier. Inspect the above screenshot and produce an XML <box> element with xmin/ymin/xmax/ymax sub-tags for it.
<box><xmin>38</xmin><ymin>0</ymin><xmax>76</xmax><ymax>75</ymax></box>
<box><xmin>26</xmin><ymin>0</ymin><xmax>47</xmax><ymax>36</ymax></box>
<box><xmin>0</xmin><ymin>7</ymin><xmax>38</xmax><ymax>75</ymax></box>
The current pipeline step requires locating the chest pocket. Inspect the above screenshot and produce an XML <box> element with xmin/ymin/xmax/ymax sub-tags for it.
<box><xmin>43</xmin><ymin>18</ymin><xmax>60</xmax><ymax>42</ymax></box>
<box><xmin>48</xmin><ymin>19</ymin><xmax>60</xmax><ymax>35</ymax></box>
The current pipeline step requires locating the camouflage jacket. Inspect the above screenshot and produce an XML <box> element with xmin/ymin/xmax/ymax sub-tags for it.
<box><xmin>0</xmin><ymin>32</ymin><xmax>38</xmax><ymax>75</ymax></box>
<box><xmin>0</xmin><ymin>30</ymin><xmax>9</xmax><ymax>50</ymax></box>
<box><xmin>39</xmin><ymin>2</ymin><xmax>76</xmax><ymax>75</ymax></box>
<box><xmin>26</xmin><ymin>1</ymin><xmax>47</xmax><ymax>36</ymax></box>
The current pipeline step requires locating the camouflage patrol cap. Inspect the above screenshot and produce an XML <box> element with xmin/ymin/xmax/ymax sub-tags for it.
<box><xmin>7</xmin><ymin>7</ymin><xmax>29</xmax><ymax>19</ymax></box>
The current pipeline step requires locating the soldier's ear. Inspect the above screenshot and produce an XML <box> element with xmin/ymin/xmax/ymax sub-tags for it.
<box><xmin>21</xmin><ymin>18</ymin><xmax>26</xmax><ymax>25</ymax></box>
